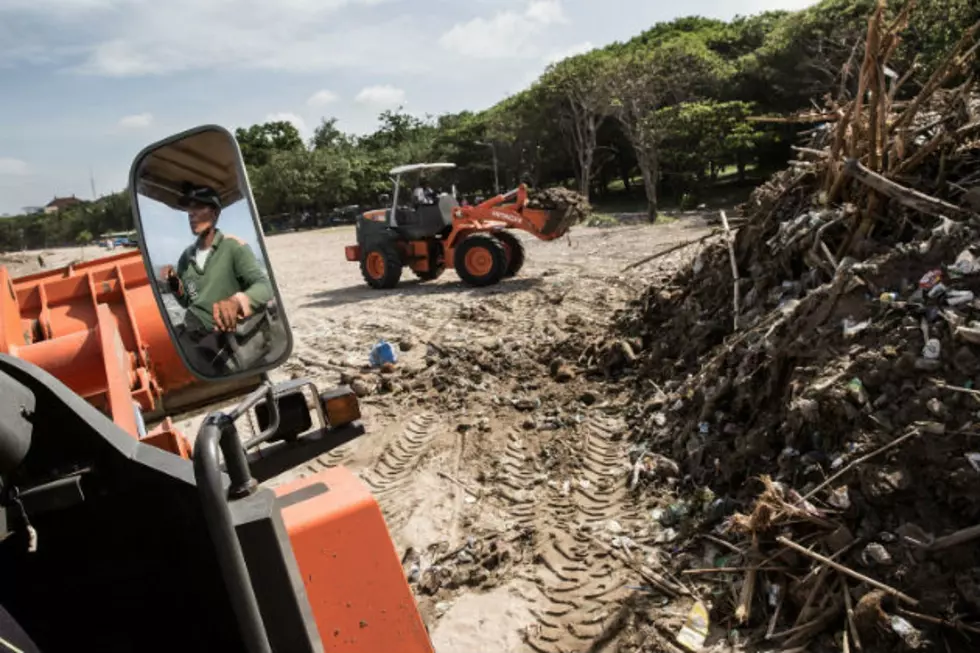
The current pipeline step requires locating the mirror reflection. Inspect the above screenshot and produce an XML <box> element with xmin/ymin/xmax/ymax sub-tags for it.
<box><xmin>133</xmin><ymin>128</ymin><xmax>290</xmax><ymax>379</ymax></box>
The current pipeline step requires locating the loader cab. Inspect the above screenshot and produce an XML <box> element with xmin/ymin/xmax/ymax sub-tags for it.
<box><xmin>387</xmin><ymin>162</ymin><xmax>459</xmax><ymax>240</ymax></box>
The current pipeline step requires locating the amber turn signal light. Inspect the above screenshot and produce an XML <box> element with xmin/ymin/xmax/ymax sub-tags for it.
<box><xmin>320</xmin><ymin>386</ymin><xmax>361</xmax><ymax>428</ymax></box>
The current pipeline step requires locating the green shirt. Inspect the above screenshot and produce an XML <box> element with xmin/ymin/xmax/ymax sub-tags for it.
<box><xmin>173</xmin><ymin>230</ymin><xmax>274</xmax><ymax>331</ymax></box>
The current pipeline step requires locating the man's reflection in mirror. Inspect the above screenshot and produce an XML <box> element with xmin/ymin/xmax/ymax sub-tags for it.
<box><xmin>159</xmin><ymin>184</ymin><xmax>274</xmax><ymax>374</ymax></box>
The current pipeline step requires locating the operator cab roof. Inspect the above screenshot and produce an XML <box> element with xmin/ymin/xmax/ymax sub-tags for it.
<box><xmin>135</xmin><ymin>130</ymin><xmax>243</xmax><ymax>210</ymax></box>
<box><xmin>389</xmin><ymin>163</ymin><xmax>457</xmax><ymax>176</ymax></box>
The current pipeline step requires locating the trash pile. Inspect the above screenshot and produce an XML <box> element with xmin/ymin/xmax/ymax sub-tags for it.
<box><xmin>341</xmin><ymin>336</ymin><xmax>545</xmax><ymax>409</ymax></box>
<box><xmin>403</xmin><ymin>531</ymin><xmax>528</xmax><ymax>598</ymax></box>
<box><xmin>527</xmin><ymin>186</ymin><xmax>593</xmax><ymax>225</ymax></box>
<box><xmin>609</xmin><ymin>5</ymin><xmax>980</xmax><ymax>650</ymax></box>
<box><xmin>339</xmin><ymin>303</ymin><xmax>594</xmax><ymax>417</ymax></box>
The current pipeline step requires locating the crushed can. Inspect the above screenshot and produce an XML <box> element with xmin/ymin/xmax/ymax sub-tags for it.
<box><xmin>919</xmin><ymin>269</ymin><xmax>943</xmax><ymax>291</ymax></box>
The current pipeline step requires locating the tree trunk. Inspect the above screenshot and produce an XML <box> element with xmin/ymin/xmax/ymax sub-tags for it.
<box><xmin>561</xmin><ymin>99</ymin><xmax>600</xmax><ymax>203</ymax></box>
<box><xmin>576</xmin><ymin>142</ymin><xmax>593</xmax><ymax>201</ymax></box>
<box><xmin>637</xmin><ymin>152</ymin><xmax>658</xmax><ymax>223</ymax></box>
<box><xmin>598</xmin><ymin>166</ymin><xmax>612</xmax><ymax>199</ymax></box>
<box><xmin>618</xmin><ymin>159</ymin><xmax>633</xmax><ymax>194</ymax></box>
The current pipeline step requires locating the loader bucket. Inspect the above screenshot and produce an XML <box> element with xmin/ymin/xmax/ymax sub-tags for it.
<box><xmin>525</xmin><ymin>206</ymin><xmax>576</xmax><ymax>240</ymax></box>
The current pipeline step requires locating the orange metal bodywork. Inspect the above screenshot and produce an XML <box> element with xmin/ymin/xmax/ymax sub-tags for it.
<box><xmin>436</xmin><ymin>185</ymin><xmax>573</xmax><ymax>273</ymax></box>
<box><xmin>344</xmin><ymin>245</ymin><xmax>362</xmax><ymax>262</ymax></box>
<box><xmin>276</xmin><ymin>466</ymin><xmax>434</xmax><ymax>652</ymax></box>
<box><xmin>0</xmin><ymin>250</ymin><xmax>201</xmax><ymax>456</ymax></box>
<box><xmin>455</xmin><ymin>185</ymin><xmax>572</xmax><ymax>242</ymax></box>
<box><xmin>401</xmin><ymin>240</ymin><xmax>432</xmax><ymax>273</ymax></box>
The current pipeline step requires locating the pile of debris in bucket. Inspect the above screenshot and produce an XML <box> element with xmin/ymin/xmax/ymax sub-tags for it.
<box><xmin>527</xmin><ymin>186</ymin><xmax>593</xmax><ymax>225</ymax></box>
<box><xmin>606</xmin><ymin>5</ymin><xmax>980</xmax><ymax>651</ymax></box>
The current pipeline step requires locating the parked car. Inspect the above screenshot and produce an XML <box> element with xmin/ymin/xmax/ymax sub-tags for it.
<box><xmin>327</xmin><ymin>205</ymin><xmax>362</xmax><ymax>225</ymax></box>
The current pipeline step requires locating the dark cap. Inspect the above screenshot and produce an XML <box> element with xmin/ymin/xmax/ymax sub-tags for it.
<box><xmin>179</xmin><ymin>184</ymin><xmax>222</xmax><ymax>211</ymax></box>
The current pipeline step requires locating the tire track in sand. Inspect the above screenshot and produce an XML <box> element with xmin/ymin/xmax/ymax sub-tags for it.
<box><xmin>296</xmin><ymin>444</ymin><xmax>356</xmax><ymax>477</ymax></box>
<box><xmin>358</xmin><ymin>413</ymin><xmax>441</xmax><ymax>535</ymax></box>
<box><xmin>496</xmin><ymin>416</ymin><xmax>641</xmax><ymax>653</ymax></box>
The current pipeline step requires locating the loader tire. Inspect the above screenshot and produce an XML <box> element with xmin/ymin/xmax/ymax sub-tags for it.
<box><xmin>493</xmin><ymin>231</ymin><xmax>525</xmax><ymax>278</ymax></box>
<box><xmin>361</xmin><ymin>243</ymin><xmax>402</xmax><ymax>289</ymax></box>
<box><xmin>454</xmin><ymin>234</ymin><xmax>508</xmax><ymax>287</ymax></box>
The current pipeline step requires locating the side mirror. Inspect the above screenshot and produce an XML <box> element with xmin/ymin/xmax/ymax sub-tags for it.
<box><xmin>128</xmin><ymin>125</ymin><xmax>293</xmax><ymax>381</ymax></box>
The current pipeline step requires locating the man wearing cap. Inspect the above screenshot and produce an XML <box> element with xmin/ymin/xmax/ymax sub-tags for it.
<box><xmin>161</xmin><ymin>185</ymin><xmax>274</xmax><ymax>373</ymax></box>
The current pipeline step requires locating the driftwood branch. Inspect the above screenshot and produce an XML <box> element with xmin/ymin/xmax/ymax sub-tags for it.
<box><xmin>777</xmin><ymin>536</ymin><xmax>918</xmax><ymax>606</ymax></box>
<box><xmin>736</xmin><ymin>533</ymin><xmax>759</xmax><ymax>624</ymax></box>
<box><xmin>897</xmin><ymin>607</ymin><xmax>980</xmax><ymax>636</ymax></box>
<box><xmin>800</xmin><ymin>426</ymin><xmax>923</xmax><ymax>503</ymax></box>
<box><xmin>436</xmin><ymin>471</ymin><xmax>482</xmax><ymax>498</ymax></box>
<box><xmin>842</xmin><ymin>578</ymin><xmax>863</xmax><ymax>652</ymax></box>
<box><xmin>584</xmin><ymin>532</ymin><xmax>689</xmax><ymax>598</ymax></box>
<box><xmin>843</xmin><ymin>158</ymin><xmax>968</xmax><ymax>218</ymax></box>
<box><xmin>720</xmin><ymin>210</ymin><xmax>741</xmax><ymax>330</ymax></box>
<box><xmin>925</xmin><ymin>523</ymin><xmax>980</xmax><ymax>552</ymax></box>
<box><xmin>792</xmin><ymin>146</ymin><xmax>831</xmax><ymax>158</ymax></box>
<box><xmin>748</xmin><ymin>113</ymin><xmax>839</xmax><ymax>124</ymax></box>
<box><xmin>620</xmin><ymin>230</ymin><xmax>724</xmax><ymax>272</ymax></box>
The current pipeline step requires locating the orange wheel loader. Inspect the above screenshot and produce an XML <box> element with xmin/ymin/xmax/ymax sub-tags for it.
<box><xmin>0</xmin><ymin>125</ymin><xmax>436</xmax><ymax>653</ymax></box>
<box><xmin>345</xmin><ymin>163</ymin><xmax>577</xmax><ymax>289</ymax></box>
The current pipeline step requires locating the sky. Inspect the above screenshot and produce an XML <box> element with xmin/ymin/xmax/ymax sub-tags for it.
<box><xmin>138</xmin><ymin>196</ymin><xmax>266</xmax><ymax>276</ymax></box>
<box><xmin>0</xmin><ymin>0</ymin><xmax>819</xmax><ymax>216</ymax></box>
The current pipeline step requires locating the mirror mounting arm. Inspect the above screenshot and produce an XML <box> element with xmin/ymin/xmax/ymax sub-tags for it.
<box><xmin>201</xmin><ymin>379</ymin><xmax>282</xmax><ymax>495</ymax></box>
<box><xmin>228</xmin><ymin>379</ymin><xmax>281</xmax><ymax>452</ymax></box>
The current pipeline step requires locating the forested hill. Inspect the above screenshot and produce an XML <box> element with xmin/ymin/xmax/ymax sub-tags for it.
<box><xmin>2</xmin><ymin>0</ymin><xmax>977</xmax><ymax>252</ymax></box>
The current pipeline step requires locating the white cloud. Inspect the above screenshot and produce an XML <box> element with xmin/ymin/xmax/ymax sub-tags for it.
<box><xmin>0</xmin><ymin>0</ymin><xmax>116</xmax><ymax>12</ymax></box>
<box><xmin>307</xmin><ymin>89</ymin><xmax>339</xmax><ymax>107</ymax></box>
<box><xmin>546</xmin><ymin>41</ymin><xmax>595</xmax><ymax>65</ymax></box>
<box><xmin>440</xmin><ymin>0</ymin><xmax>568</xmax><ymax>60</ymax></box>
<box><xmin>265</xmin><ymin>112</ymin><xmax>308</xmax><ymax>134</ymax></box>
<box><xmin>525</xmin><ymin>0</ymin><xmax>566</xmax><ymax>25</ymax></box>
<box><xmin>117</xmin><ymin>112</ymin><xmax>153</xmax><ymax>128</ymax></box>
<box><xmin>0</xmin><ymin>158</ymin><xmax>29</xmax><ymax>176</ymax></box>
<box><xmin>42</xmin><ymin>0</ymin><xmax>416</xmax><ymax>77</ymax></box>
<box><xmin>355</xmin><ymin>85</ymin><xmax>406</xmax><ymax>108</ymax></box>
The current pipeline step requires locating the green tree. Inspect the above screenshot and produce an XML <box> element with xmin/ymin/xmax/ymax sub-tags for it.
<box><xmin>607</xmin><ymin>35</ymin><xmax>732</xmax><ymax>220</ymax></box>
<box><xmin>234</xmin><ymin>121</ymin><xmax>305</xmax><ymax>167</ymax></box>
<box><xmin>310</xmin><ymin>117</ymin><xmax>344</xmax><ymax>150</ymax></box>
<box><xmin>656</xmin><ymin>100</ymin><xmax>762</xmax><ymax>184</ymax></box>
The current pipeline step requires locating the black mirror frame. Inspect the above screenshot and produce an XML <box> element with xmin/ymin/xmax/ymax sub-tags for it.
<box><xmin>127</xmin><ymin>123</ymin><xmax>294</xmax><ymax>383</ymax></box>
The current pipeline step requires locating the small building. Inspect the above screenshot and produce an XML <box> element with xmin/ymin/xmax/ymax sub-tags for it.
<box><xmin>44</xmin><ymin>195</ymin><xmax>87</xmax><ymax>214</ymax></box>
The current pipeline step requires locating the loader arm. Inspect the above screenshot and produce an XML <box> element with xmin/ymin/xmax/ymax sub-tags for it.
<box><xmin>454</xmin><ymin>183</ymin><xmax>575</xmax><ymax>243</ymax></box>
